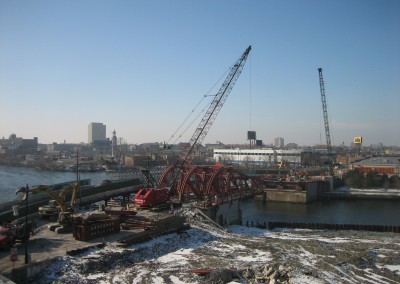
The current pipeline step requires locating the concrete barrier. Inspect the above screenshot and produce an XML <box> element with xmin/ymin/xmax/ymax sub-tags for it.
<box><xmin>11</xmin><ymin>257</ymin><xmax>54</xmax><ymax>284</ymax></box>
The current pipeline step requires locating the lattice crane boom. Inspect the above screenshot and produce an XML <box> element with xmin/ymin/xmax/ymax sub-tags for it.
<box><xmin>178</xmin><ymin>46</ymin><xmax>252</xmax><ymax>168</ymax></box>
<box><xmin>158</xmin><ymin>46</ymin><xmax>252</xmax><ymax>197</ymax></box>
<box><xmin>318</xmin><ymin>68</ymin><xmax>335</xmax><ymax>173</ymax></box>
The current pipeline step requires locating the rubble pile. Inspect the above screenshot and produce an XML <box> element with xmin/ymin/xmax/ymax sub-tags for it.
<box><xmin>251</xmin><ymin>265</ymin><xmax>290</xmax><ymax>284</ymax></box>
<box><xmin>199</xmin><ymin>265</ymin><xmax>292</xmax><ymax>284</ymax></box>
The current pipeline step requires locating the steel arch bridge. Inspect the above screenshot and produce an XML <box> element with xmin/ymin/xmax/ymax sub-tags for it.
<box><xmin>159</xmin><ymin>165</ymin><xmax>264</xmax><ymax>202</ymax></box>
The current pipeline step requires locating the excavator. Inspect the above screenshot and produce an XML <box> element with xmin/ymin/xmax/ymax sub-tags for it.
<box><xmin>36</xmin><ymin>183</ymin><xmax>80</xmax><ymax>232</ymax></box>
<box><xmin>37</xmin><ymin>184</ymin><xmax>73</xmax><ymax>220</ymax></box>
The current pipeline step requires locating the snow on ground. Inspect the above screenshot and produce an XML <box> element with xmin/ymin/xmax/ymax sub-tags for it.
<box><xmin>376</xmin><ymin>265</ymin><xmax>400</xmax><ymax>276</ymax></box>
<box><xmin>28</xmin><ymin>214</ymin><xmax>400</xmax><ymax>284</ymax></box>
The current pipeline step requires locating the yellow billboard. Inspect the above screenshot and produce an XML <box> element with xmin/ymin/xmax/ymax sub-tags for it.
<box><xmin>354</xmin><ymin>136</ymin><xmax>363</xmax><ymax>144</ymax></box>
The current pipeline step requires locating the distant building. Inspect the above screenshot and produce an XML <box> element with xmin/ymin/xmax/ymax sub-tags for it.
<box><xmin>0</xmin><ymin>134</ymin><xmax>38</xmax><ymax>153</ymax></box>
<box><xmin>285</xmin><ymin>143</ymin><xmax>298</xmax><ymax>149</ymax></box>
<box><xmin>88</xmin><ymin>123</ymin><xmax>106</xmax><ymax>144</ymax></box>
<box><xmin>47</xmin><ymin>142</ymin><xmax>79</xmax><ymax>153</ymax></box>
<box><xmin>213</xmin><ymin>148</ymin><xmax>336</xmax><ymax>167</ymax></box>
<box><xmin>350</xmin><ymin>157</ymin><xmax>400</xmax><ymax>175</ymax></box>
<box><xmin>274</xmin><ymin>137</ymin><xmax>284</xmax><ymax>148</ymax></box>
<box><xmin>214</xmin><ymin>148</ymin><xmax>301</xmax><ymax>166</ymax></box>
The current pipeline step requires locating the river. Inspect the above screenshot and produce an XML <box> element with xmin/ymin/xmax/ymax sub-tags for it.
<box><xmin>1</xmin><ymin>166</ymin><xmax>399</xmax><ymax>226</ymax></box>
<box><xmin>240</xmin><ymin>198</ymin><xmax>400</xmax><ymax>226</ymax></box>
<box><xmin>0</xmin><ymin>165</ymin><xmax>111</xmax><ymax>203</ymax></box>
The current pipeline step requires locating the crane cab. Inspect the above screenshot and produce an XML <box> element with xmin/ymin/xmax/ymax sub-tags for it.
<box><xmin>134</xmin><ymin>187</ymin><xmax>170</xmax><ymax>207</ymax></box>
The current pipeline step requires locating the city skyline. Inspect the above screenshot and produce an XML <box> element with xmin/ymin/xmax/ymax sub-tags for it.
<box><xmin>1</xmin><ymin>1</ymin><xmax>399</xmax><ymax>147</ymax></box>
<box><xmin>0</xmin><ymin>129</ymin><xmax>397</xmax><ymax>149</ymax></box>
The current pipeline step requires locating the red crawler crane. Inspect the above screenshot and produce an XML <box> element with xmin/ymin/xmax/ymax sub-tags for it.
<box><xmin>135</xmin><ymin>46</ymin><xmax>252</xmax><ymax>207</ymax></box>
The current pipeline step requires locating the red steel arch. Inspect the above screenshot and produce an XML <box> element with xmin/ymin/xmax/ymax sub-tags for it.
<box><xmin>159</xmin><ymin>165</ymin><xmax>263</xmax><ymax>202</ymax></box>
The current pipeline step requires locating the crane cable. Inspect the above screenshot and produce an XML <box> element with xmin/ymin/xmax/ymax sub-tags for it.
<box><xmin>166</xmin><ymin>66</ymin><xmax>231</xmax><ymax>146</ymax></box>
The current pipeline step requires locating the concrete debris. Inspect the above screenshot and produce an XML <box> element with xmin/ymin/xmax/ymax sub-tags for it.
<box><xmin>245</xmin><ymin>265</ymin><xmax>290</xmax><ymax>284</ymax></box>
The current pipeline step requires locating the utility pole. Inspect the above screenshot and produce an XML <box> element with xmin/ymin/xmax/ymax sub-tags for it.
<box><xmin>76</xmin><ymin>148</ymin><xmax>81</xmax><ymax>207</ymax></box>
<box><xmin>24</xmin><ymin>184</ymin><xmax>29</xmax><ymax>264</ymax></box>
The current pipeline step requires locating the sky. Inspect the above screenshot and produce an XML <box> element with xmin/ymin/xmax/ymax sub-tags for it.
<box><xmin>0</xmin><ymin>0</ymin><xmax>399</xmax><ymax>147</ymax></box>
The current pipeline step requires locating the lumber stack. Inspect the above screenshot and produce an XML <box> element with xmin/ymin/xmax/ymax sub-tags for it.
<box><xmin>117</xmin><ymin>214</ymin><xmax>188</xmax><ymax>246</ymax></box>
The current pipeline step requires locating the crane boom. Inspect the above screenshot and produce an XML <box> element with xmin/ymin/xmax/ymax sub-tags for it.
<box><xmin>178</xmin><ymin>45</ymin><xmax>252</xmax><ymax>168</ymax></box>
<box><xmin>318</xmin><ymin>68</ymin><xmax>335</xmax><ymax>173</ymax></box>
<box><xmin>157</xmin><ymin>46</ymin><xmax>252</xmax><ymax>199</ymax></box>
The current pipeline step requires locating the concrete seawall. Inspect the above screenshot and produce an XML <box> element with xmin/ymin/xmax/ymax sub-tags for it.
<box><xmin>268</xmin><ymin>221</ymin><xmax>400</xmax><ymax>233</ymax></box>
<box><xmin>324</xmin><ymin>191</ymin><xmax>400</xmax><ymax>200</ymax></box>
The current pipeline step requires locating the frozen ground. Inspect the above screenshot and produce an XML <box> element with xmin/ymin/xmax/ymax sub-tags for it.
<box><xmin>29</xmin><ymin>210</ymin><xmax>400</xmax><ymax>284</ymax></box>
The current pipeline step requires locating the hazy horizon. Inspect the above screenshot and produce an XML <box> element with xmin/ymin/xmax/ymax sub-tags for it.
<box><xmin>1</xmin><ymin>1</ymin><xmax>399</xmax><ymax>147</ymax></box>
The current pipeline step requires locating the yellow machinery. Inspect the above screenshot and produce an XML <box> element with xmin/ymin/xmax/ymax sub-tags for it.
<box><xmin>36</xmin><ymin>183</ymin><xmax>80</xmax><ymax>231</ymax></box>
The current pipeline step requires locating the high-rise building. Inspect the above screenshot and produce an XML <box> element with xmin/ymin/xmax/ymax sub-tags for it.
<box><xmin>274</xmin><ymin>137</ymin><xmax>284</xmax><ymax>148</ymax></box>
<box><xmin>88</xmin><ymin>122</ymin><xmax>106</xmax><ymax>144</ymax></box>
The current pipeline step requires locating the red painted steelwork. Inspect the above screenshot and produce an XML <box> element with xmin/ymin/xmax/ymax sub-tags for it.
<box><xmin>159</xmin><ymin>165</ymin><xmax>263</xmax><ymax>202</ymax></box>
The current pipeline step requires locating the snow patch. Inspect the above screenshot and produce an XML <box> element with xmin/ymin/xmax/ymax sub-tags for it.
<box><xmin>376</xmin><ymin>264</ymin><xmax>400</xmax><ymax>275</ymax></box>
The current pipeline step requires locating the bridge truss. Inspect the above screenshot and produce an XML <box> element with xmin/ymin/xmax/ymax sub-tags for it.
<box><xmin>159</xmin><ymin>165</ymin><xmax>264</xmax><ymax>203</ymax></box>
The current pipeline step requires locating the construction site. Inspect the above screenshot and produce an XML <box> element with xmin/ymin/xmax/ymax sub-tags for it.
<box><xmin>0</xmin><ymin>46</ymin><xmax>263</xmax><ymax>283</ymax></box>
<box><xmin>1</xmin><ymin>45</ymin><xmax>398</xmax><ymax>283</ymax></box>
<box><xmin>0</xmin><ymin>46</ymin><xmax>339</xmax><ymax>282</ymax></box>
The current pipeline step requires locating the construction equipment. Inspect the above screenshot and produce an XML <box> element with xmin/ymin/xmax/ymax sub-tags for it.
<box><xmin>134</xmin><ymin>169</ymin><xmax>170</xmax><ymax>208</ymax></box>
<box><xmin>33</xmin><ymin>183</ymin><xmax>80</xmax><ymax>232</ymax></box>
<box><xmin>37</xmin><ymin>184</ymin><xmax>73</xmax><ymax>219</ymax></box>
<box><xmin>318</xmin><ymin>68</ymin><xmax>335</xmax><ymax>175</ymax></box>
<box><xmin>53</xmin><ymin>183</ymin><xmax>79</xmax><ymax>231</ymax></box>
<box><xmin>0</xmin><ymin>220</ymin><xmax>32</xmax><ymax>250</ymax></box>
<box><xmin>277</xmin><ymin>160</ymin><xmax>291</xmax><ymax>170</ymax></box>
<box><xmin>159</xmin><ymin>46</ymin><xmax>251</xmax><ymax>202</ymax></box>
<box><xmin>0</xmin><ymin>226</ymin><xmax>17</xmax><ymax>250</ymax></box>
<box><xmin>157</xmin><ymin>46</ymin><xmax>252</xmax><ymax>202</ymax></box>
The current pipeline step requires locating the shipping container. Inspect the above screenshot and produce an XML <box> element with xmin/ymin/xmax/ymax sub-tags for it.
<box><xmin>73</xmin><ymin>218</ymin><xmax>120</xmax><ymax>241</ymax></box>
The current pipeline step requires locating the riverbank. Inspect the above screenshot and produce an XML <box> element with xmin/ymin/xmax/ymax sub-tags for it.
<box><xmin>0</xmin><ymin>155</ymin><xmax>105</xmax><ymax>172</ymax></box>
<box><xmin>326</xmin><ymin>187</ymin><xmax>400</xmax><ymax>200</ymax></box>
<box><xmin>0</xmin><ymin>165</ymin><xmax>111</xmax><ymax>204</ymax></box>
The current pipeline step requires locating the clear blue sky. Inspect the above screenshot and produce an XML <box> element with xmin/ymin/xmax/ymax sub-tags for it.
<box><xmin>1</xmin><ymin>0</ymin><xmax>399</xmax><ymax>147</ymax></box>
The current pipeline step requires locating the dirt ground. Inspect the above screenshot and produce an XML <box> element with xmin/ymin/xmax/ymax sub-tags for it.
<box><xmin>0</xmin><ymin>210</ymin><xmax>163</xmax><ymax>280</ymax></box>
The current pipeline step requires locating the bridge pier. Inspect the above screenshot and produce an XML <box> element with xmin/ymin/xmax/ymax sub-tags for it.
<box><xmin>200</xmin><ymin>199</ymin><xmax>241</xmax><ymax>226</ymax></box>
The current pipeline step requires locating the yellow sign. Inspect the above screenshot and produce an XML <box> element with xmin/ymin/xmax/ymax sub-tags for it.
<box><xmin>354</xmin><ymin>136</ymin><xmax>363</xmax><ymax>144</ymax></box>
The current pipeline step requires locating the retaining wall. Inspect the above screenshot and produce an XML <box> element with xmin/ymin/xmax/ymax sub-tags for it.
<box><xmin>268</xmin><ymin>221</ymin><xmax>400</xmax><ymax>233</ymax></box>
<box><xmin>201</xmin><ymin>200</ymin><xmax>241</xmax><ymax>226</ymax></box>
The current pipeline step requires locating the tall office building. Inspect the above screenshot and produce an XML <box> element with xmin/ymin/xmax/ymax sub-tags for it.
<box><xmin>274</xmin><ymin>137</ymin><xmax>284</xmax><ymax>148</ymax></box>
<box><xmin>88</xmin><ymin>122</ymin><xmax>106</xmax><ymax>144</ymax></box>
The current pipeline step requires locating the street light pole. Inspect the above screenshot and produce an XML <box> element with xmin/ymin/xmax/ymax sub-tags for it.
<box><xmin>24</xmin><ymin>184</ymin><xmax>29</xmax><ymax>264</ymax></box>
<box><xmin>76</xmin><ymin>148</ymin><xmax>81</xmax><ymax>207</ymax></box>
<box><xmin>76</xmin><ymin>148</ymin><xmax>79</xmax><ymax>182</ymax></box>
<box><xmin>236</xmin><ymin>148</ymin><xmax>240</xmax><ymax>170</ymax></box>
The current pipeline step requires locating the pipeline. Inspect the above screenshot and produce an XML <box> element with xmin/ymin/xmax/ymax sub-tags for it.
<box><xmin>78</xmin><ymin>185</ymin><xmax>141</xmax><ymax>205</ymax></box>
